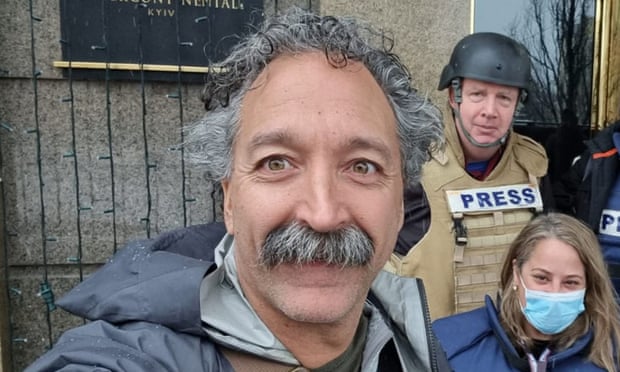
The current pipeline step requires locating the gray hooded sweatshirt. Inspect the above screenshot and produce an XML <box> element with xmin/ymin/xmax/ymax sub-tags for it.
<box><xmin>25</xmin><ymin>223</ymin><xmax>448</xmax><ymax>372</ymax></box>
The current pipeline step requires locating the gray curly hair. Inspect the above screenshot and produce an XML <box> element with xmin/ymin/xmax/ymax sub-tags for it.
<box><xmin>185</xmin><ymin>7</ymin><xmax>443</xmax><ymax>186</ymax></box>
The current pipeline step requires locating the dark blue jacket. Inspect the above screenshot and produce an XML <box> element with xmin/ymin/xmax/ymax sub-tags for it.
<box><xmin>432</xmin><ymin>296</ymin><xmax>606</xmax><ymax>371</ymax></box>
<box><xmin>553</xmin><ymin>120</ymin><xmax>620</xmax><ymax>292</ymax></box>
<box><xmin>554</xmin><ymin>120</ymin><xmax>620</xmax><ymax>229</ymax></box>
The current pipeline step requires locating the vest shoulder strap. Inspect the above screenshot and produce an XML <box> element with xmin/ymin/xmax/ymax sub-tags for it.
<box><xmin>512</xmin><ymin>133</ymin><xmax>548</xmax><ymax>178</ymax></box>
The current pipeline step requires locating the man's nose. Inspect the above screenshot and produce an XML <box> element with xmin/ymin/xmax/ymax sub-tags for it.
<box><xmin>480</xmin><ymin>97</ymin><xmax>498</xmax><ymax>118</ymax></box>
<box><xmin>295</xmin><ymin>171</ymin><xmax>350</xmax><ymax>233</ymax></box>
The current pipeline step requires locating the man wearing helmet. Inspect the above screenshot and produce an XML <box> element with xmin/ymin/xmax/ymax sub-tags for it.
<box><xmin>385</xmin><ymin>32</ymin><xmax>550</xmax><ymax>320</ymax></box>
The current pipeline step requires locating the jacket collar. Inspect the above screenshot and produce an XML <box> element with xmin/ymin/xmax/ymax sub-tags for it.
<box><xmin>200</xmin><ymin>235</ymin><xmax>296</xmax><ymax>364</ymax></box>
<box><xmin>484</xmin><ymin>296</ymin><xmax>594</xmax><ymax>368</ymax></box>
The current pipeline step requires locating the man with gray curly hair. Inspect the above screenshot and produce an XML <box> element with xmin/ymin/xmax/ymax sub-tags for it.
<box><xmin>26</xmin><ymin>7</ymin><xmax>448</xmax><ymax>372</ymax></box>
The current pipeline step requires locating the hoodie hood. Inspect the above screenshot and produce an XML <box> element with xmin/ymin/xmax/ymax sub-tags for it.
<box><xmin>57</xmin><ymin>223</ymin><xmax>227</xmax><ymax>336</ymax></box>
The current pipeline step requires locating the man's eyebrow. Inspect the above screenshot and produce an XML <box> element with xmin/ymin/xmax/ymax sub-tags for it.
<box><xmin>498</xmin><ymin>89</ymin><xmax>518</xmax><ymax>97</ymax></box>
<box><xmin>246</xmin><ymin>129</ymin><xmax>394</xmax><ymax>161</ymax></box>
<box><xmin>347</xmin><ymin>136</ymin><xmax>394</xmax><ymax>162</ymax></box>
<box><xmin>247</xmin><ymin>129</ymin><xmax>293</xmax><ymax>151</ymax></box>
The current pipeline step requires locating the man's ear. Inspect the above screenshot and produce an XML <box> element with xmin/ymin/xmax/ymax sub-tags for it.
<box><xmin>221</xmin><ymin>179</ymin><xmax>234</xmax><ymax>235</ymax></box>
<box><xmin>448</xmin><ymin>87</ymin><xmax>458</xmax><ymax>109</ymax></box>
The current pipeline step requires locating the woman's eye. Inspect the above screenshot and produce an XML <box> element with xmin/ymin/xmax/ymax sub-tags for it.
<box><xmin>352</xmin><ymin>161</ymin><xmax>377</xmax><ymax>175</ymax></box>
<box><xmin>265</xmin><ymin>157</ymin><xmax>290</xmax><ymax>171</ymax></box>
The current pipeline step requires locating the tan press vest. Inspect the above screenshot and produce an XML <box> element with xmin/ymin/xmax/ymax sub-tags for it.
<box><xmin>385</xmin><ymin>123</ymin><xmax>547</xmax><ymax>320</ymax></box>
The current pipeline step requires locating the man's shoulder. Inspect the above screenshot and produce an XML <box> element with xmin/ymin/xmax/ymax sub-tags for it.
<box><xmin>56</xmin><ymin>223</ymin><xmax>227</xmax><ymax>327</ymax></box>
<box><xmin>154</xmin><ymin>222</ymin><xmax>227</xmax><ymax>260</ymax></box>
<box><xmin>586</xmin><ymin>121</ymin><xmax>620</xmax><ymax>154</ymax></box>
<box><xmin>511</xmin><ymin>132</ymin><xmax>548</xmax><ymax>176</ymax></box>
<box><xmin>25</xmin><ymin>320</ymin><xmax>231</xmax><ymax>372</ymax></box>
<box><xmin>512</xmin><ymin>132</ymin><xmax>546</xmax><ymax>157</ymax></box>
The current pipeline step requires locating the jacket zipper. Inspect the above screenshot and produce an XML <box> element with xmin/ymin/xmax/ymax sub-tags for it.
<box><xmin>416</xmin><ymin>278</ymin><xmax>440</xmax><ymax>372</ymax></box>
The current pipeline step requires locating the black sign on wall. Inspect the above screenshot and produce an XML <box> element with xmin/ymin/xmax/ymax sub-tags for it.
<box><xmin>56</xmin><ymin>0</ymin><xmax>264</xmax><ymax>83</ymax></box>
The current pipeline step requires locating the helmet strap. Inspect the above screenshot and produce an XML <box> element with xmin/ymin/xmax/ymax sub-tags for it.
<box><xmin>451</xmin><ymin>79</ymin><xmax>462</xmax><ymax>104</ymax></box>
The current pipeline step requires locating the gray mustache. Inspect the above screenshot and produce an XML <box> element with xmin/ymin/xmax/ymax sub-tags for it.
<box><xmin>259</xmin><ymin>222</ymin><xmax>374</xmax><ymax>268</ymax></box>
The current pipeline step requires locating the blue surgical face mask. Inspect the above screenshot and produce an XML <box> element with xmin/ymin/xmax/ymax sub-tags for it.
<box><xmin>519</xmin><ymin>276</ymin><xmax>585</xmax><ymax>335</ymax></box>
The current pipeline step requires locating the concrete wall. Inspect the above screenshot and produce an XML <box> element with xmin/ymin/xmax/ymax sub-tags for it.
<box><xmin>0</xmin><ymin>193</ymin><xmax>9</xmax><ymax>372</ymax></box>
<box><xmin>0</xmin><ymin>0</ymin><xmax>469</xmax><ymax>370</ymax></box>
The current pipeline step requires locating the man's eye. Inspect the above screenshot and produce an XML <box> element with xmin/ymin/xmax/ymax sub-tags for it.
<box><xmin>265</xmin><ymin>157</ymin><xmax>290</xmax><ymax>171</ymax></box>
<box><xmin>499</xmin><ymin>95</ymin><xmax>514</xmax><ymax>105</ymax></box>
<box><xmin>468</xmin><ymin>92</ymin><xmax>483</xmax><ymax>102</ymax></box>
<box><xmin>352</xmin><ymin>161</ymin><xmax>377</xmax><ymax>174</ymax></box>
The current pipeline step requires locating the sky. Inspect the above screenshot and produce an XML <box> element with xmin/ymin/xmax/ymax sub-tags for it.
<box><xmin>473</xmin><ymin>0</ymin><xmax>525</xmax><ymax>34</ymax></box>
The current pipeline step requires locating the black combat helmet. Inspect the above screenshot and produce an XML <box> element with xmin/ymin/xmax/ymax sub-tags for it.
<box><xmin>438</xmin><ymin>32</ymin><xmax>531</xmax><ymax>95</ymax></box>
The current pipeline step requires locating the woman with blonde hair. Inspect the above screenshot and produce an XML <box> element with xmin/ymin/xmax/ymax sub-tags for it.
<box><xmin>433</xmin><ymin>213</ymin><xmax>620</xmax><ymax>371</ymax></box>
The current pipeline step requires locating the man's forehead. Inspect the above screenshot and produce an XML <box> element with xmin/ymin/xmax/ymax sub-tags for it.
<box><xmin>239</xmin><ymin>52</ymin><xmax>393</xmax><ymax>122</ymax></box>
<box><xmin>462</xmin><ymin>78</ymin><xmax>519</xmax><ymax>93</ymax></box>
<box><xmin>235</xmin><ymin>51</ymin><xmax>400</xmax><ymax>159</ymax></box>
